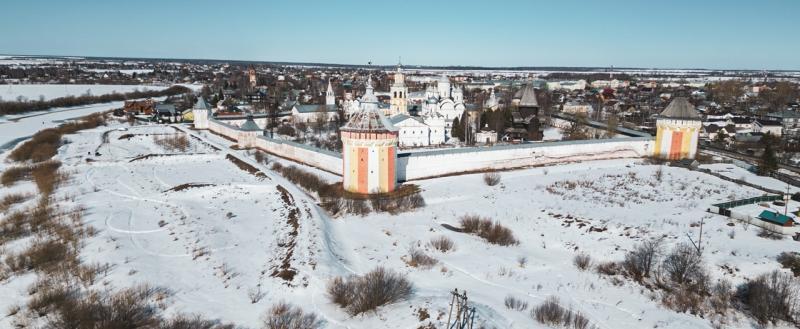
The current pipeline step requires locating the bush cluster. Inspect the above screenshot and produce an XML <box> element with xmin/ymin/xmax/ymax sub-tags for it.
<box><xmin>530</xmin><ymin>296</ymin><xmax>592</xmax><ymax>329</ymax></box>
<box><xmin>263</xmin><ymin>302</ymin><xmax>322</xmax><ymax>329</ymax></box>
<box><xmin>459</xmin><ymin>214</ymin><xmax>518</xmax><ymax>246</ymax></box>
<box><xmin>10</xmin><ymin>113</ymin><xmax>107</xmax><ymax>162</ymax></box>
<box><xmin>327</xmin><ymin>267</ymin><xmax>413</xmax><ymax>315</ymax></box>
<box><xmin>428</xmin><ymin>236</ymin><xmax>455</xmax><ymax>253</ymax></box>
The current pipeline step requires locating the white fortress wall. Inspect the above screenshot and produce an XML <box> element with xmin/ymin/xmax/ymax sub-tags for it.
<box><xmin>397</xmin><ymin>138</ymin><xmax>654</xmax><ymax>181</ymax></box>
<box><xmin>253</xmin><ymin>136</ymin><xmax>342</xmax><ymax>175</ymax></box>
<box><xmin>204</xmin><ymin>116</ymin><xmax>655</xmax><ymax>183</ymax></box>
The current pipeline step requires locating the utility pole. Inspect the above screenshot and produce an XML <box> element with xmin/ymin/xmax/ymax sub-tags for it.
<box><xmin>446</xmin><ymin>289</ymin><xmax>475</xmax><ymax>329</ymax></box>
<box><xmin>785</xmin><ymin>181</ymin><xmax>790</xmax><ymax>217</ymax></box>
<box><xmin>687</xmin><ymin>217</ymin><xmax>705</xmax><ymax>255</ymax></box>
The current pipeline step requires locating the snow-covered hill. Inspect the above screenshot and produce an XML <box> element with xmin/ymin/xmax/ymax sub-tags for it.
<box><xmin>1</xmin><ymin>121</ymin><xmax>798</xmax><ymax>328</ymax></box>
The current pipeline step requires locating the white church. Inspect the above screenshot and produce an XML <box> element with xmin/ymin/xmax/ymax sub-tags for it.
<box><xmin>345</xmin><ymin>66</ymin><xmax>467</xmax><ymax>148</ymax></box>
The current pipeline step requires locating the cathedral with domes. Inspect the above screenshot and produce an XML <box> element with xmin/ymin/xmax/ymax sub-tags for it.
<box><xmin>343</xmin><ymin>65</ymin><xmax>469</xmax><ymax>147</ymax></box>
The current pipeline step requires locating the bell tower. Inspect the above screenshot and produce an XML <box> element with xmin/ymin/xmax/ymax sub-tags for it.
<box><xmin>389</xmin><ymin>62</ymin><xmax>408</xmax><ymax>116</ymax></box>
<box><xmin>326</xmin><ymin>80</ymin><xmax>335</xmax><ymax>106</ymax></box>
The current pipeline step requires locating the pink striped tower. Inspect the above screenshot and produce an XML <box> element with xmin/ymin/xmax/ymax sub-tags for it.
<box><xmin>341</xmin><ymin>76</ymin><xmax>399</xmax><ymax>194</ymax></box>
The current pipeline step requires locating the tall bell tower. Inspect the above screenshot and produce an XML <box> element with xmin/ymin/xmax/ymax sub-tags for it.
<box><xmin>326</xmin><ymin>79</ymin><xmax>336</xmax><ymax>106</ymax></box>
<box><xmin>389</xmin><ymin>62</ymin><xmax>408</xmax><ymax>116</ymax></box>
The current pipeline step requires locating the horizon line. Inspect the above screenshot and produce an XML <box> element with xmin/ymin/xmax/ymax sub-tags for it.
<box><xmin>1</xmin><ymin>52</ymin><xmax>797</xmax><ymax>73</ymax></box>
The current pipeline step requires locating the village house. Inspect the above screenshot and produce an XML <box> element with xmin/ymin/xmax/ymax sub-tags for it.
<box><xmin>123</xmin><ymin>99</ymin><xmax>155</xmax><ymax>116</ymax></box>
<box><xmin>753</xmin><ymin>119</ymin><xmax>783</xmax><ymax>136</ymax></box>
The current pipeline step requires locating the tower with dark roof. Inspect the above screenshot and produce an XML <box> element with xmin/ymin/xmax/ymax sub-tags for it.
<box><xmin>654</xmin><ymin>97</ymin><xmax>701</xmax><ymax>160</ymax></box>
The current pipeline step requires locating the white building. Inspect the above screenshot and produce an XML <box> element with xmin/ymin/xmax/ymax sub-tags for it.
<box><xmin>753</xmin><ymin>119</ymin><xmax>783</xmax><ymax>136</ymax></box>
<box><xmin>562</xmin><ymin>102</ymin><xmax>593</xmax><ymax>115</ymax></box>
<box><xmin>390</xmin><ymin>115</ymin><xmax>430</xmax><ymax>147</ymax></box>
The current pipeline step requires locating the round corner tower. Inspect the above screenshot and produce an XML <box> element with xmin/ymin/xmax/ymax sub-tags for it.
<box><xmin>654</xmin><ymin>97</ymin><xmax>701</xmax><ymax>160</ymax></box>
<box><xmin>341</xmin><ymin>77</ymin><xmax>398</xmax><ymax>194</ymax></box>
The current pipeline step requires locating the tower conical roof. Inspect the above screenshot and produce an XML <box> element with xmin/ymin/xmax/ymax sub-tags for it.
<box><xmin>518</xmin><ymin>84</ymin><xmax>538</xmax><ymax>107</ymax></box>
<box><xmin>240</xmin><ymin>114</ymin><xmax>261</xmax><ymax>131</ymax></box>
<box><xmin>660</xmin><ymin>97</ymin><xmax>700</xmax><ymax>120</ymax></box>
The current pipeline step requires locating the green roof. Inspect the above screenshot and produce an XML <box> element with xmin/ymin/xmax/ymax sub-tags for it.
<box><xmin>758</xmin><ymin>210</ymin><xmax>794</xmax><ymax>226</ymax></box>
<box><xmin>240</xmin><ymin>115</ymin><xmax>261</xmax><ymax>132</ymax></box>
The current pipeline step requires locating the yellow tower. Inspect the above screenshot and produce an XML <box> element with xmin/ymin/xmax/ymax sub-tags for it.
<box><xmin>389</xmin><ymin>64</ymin><xmax>408</xmax><ymax>116</ymax></box>
<box><xmin>248</xmin><ymin>66</ymin><xmax>257</xmax><ymax>88</ymax></box>
<box><xmin>654</xmin><ymin>97</ymin><xmax>701</xmax><ymax>160</ymax></box>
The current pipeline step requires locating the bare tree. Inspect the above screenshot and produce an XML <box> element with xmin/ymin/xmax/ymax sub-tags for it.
<box><xmin>661</xmin><ymin>243</ymin><xmax>705</xmax><ymax>285</ymax></box>
<box><xmin>623</xmin><ymin>238</ymin><xmax>663</xmax><ymax>280</ymax></box>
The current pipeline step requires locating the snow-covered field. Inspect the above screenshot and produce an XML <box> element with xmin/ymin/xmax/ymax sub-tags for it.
<box><xmin>0</xmin><ymin>84</ymin><xmax>168</xmax><ymax>102</ymax></box>
<box><xmin>1</xmin><ymin>120</ymin><xmax>799</xmax><ymax>328</ymax></box>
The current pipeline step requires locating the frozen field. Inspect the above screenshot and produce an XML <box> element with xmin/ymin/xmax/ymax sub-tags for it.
<box><xmin>0</xmin><ymin>84</ymin><xmax>169</xmax><ymax>102</ymax></box>
<box><xmin>1</xmin><ymin>120</ymin><xmax>799</xmax><ymax>328</ymax></box>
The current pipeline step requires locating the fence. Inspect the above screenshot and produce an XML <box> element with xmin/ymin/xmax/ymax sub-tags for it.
<box><xmin>708</xmin><ymin>195</ymin><xmax>796</xmax><ymax>235</ymax></box>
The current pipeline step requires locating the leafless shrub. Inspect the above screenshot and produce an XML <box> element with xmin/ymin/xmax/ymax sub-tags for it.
<box><xmin>710</xmin><ymin>279</ymin><xmax>733</xmax><ymax>314</ymax></box>
<box><xmin>483</xmin><ymin>172</ymin><xmax>501</xmax><ymax>186</ymax></box>
<box><xmin>428</xmin><ymin>236</ymin><xmax>455</xmax><ymax>253</ymax></box>
<box><xmin>263</xmin><ymin>302</ymin><xmax>322</xmax><ymax>329</ymax></box>
<box><xmin>154</xmin><ymin>134</ymin><xmax>190</xmax><ymax>152</ymax></box>
<box><xmin>459</xmin><ymin>214</ymin><xmax>518</xmax><ymax>246</ymax></box>
<box><xmin>777</xmin><ymin>252</ymin><xmax>800</xmax><ymax>277</ymax></box>
<box><xmin>530</xmin><ymin>297</ymin><xmax>593</xmax><ymax>329</ymax></box>
<box><xmin>10</xmin><ymin>113</ymin><xmax>107</xmax><ymax>162</ymax></box>
<box><xmin>407</xmin><ymin>248</ymin><xmax>438</xmax><ymax>268</ymax></box>
<box><xmin>504</xmin><ymin>295</ymin><xmax>528</xmax><ymax>311</ymax></box>
<box><xmin>1</xmin><ymin>166</ymin><xmax>31</xmax><ymax>186</ymax></box>
<box><xmin>160</xmin><ymin>314</ymin><xmax>235</xmax><ymax>329</ymax></box>
<box><xmin>662</xmin><ymin>243</ymin><xmax>705</xmax><ymax>285</ymax></box>
<box><xmin>0</xmin><ymin>192</ymin><xmax>31</xmax><ymax>213</ymax></box>
<box><xmin>531</xmin><ymin>296</ymin><xmax>565</xmax><ymax>326</ymax></box>
<box><xmin>6</xmin><ymin>304</ymin><xmax>20</xmax><ymax>317</ymax></box>
<box><xmin>31</xmin><ymin>160</ymin><xmax>66</xmax><ymax>195</ymax></box>
<box><xmin>623</xmin><ymin>238</ymin><xmax>663</xmax><ymax>281</ymax></box>
<box><xmin>327</xmin><ymin>267</ymin><xmax>413</xmax><ymax>315</ymax></box>
<box><xmin>573</xmin><ymin>253</ymin><xmax>592</xmax><ymax>271</ymax></box>
<box><xmin>757</xmin><ymin>227</ymin><xmax>784</xmax><ymax>240</ymax></box>
<box><xmin>40</xmin><ymin>285</ymin><xmax>167</xmax><ymax>329</ymax></box>
<box><xmin>737</xmin><ymin>270</ymin><xmax>799</xmax><ymax>325</ymax></box>
<box><xmin>248</xmin><ymin>286</ymin><xmax>265</xmax><ymax>304</ymax></box>
<box><xmin>595</xmin><ymin>261</ymin><xmax>620</xmax><ymax>276</ymax></box>
<box><xmin>654</xmin><ymin>166</ymin><xmax>664</xmax><ymax>182</ymax></box>
<box><xmin>517</xmin><ymin>256</ymin><xmax>528</xmax><ymax>268</ymax></box>
<box><xmin>7</xmin><ymin>238</ymin><xmax>77</xmax><ymax>274</ymax></box>
<box><xmin>254</xmin><ymin>150</ymin><xmax>269</xmax><ymax>165</ymax></box>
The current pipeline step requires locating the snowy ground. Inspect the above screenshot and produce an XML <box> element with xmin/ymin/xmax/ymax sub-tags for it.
<box><xmin>0</xmin><ymin>84</ymin><xmax>168</xmax><ymax>102</ymax></box>
<box><xmin>1</xmin><ymin>120</ymin><xmax>800</xmax><ymax>328</ymax></box>
<box><xmin>700</xmin><ymin>163</ymin><xmax>800</xmax><ymax>193</ymax></box>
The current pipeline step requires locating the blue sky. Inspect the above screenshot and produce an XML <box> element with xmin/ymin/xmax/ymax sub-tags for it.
<box><xmin>1</xmin><ymin>0</ymin><xmax>798</xmax><ymax>70</ymax></box>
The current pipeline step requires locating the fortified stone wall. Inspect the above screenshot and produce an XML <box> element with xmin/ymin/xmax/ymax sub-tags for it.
<box><xmin>201</xmin><ymin>116</ymin><xmax>655</xmax><ymax>182</ymax></box>
<box><xmin>397</xmin><ymin>138</ymin><xmax>654</xmax><ymax>181</ymax></box>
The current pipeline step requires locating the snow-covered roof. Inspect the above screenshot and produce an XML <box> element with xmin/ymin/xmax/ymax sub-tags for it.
<box><xmin>342</xmin><ymin>107</ymin><xmax>397</xmax><ymax>133</ymax></box>
<box><xmin>389</xmin><ymin>114</ymin><xmax>424</xmax><ymax>125</ymax></box>
<box><xmin>518</xmin><ymin>84</ymin><xmax>539</xmax><ymax>107</ymax></box>
<box><xmin>659</xmin><ymin>97</ymin><xmax>700</xmax><ymax>120</ymax></box>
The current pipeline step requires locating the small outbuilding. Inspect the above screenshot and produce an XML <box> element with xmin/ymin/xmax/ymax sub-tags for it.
<box><xmin>758</xmin><ymin>210</ymin><xmax>795</xmax><ymax>227</ymax></box>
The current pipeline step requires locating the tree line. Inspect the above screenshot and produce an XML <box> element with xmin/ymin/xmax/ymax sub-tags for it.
<box><xmin>0</xmin><ymin>85</ymin><xmax>191</xmax><ymax>115</ymax></box>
